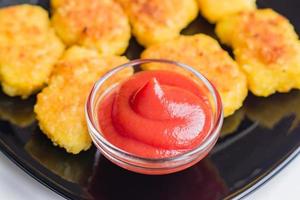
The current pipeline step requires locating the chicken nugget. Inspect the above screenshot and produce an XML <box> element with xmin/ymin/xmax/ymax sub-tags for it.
<box><xmin>0</xmin><ymin>5</ymin><xmax>64</xmax><ymax>98</ymax></box>
<box><xmin>216</xmin><ymin>9</ymin><xmax>300</xmax><ymax>97</ymax></box>
<box><xmin>51</xmin><ymin>0</ymin><xmax>131</xmax><ymax>55</ymax></box>
<box><xmin>198</xmin><ymin>0</ymin><xmax>256</xmax><ymax>23</ymax></box>
<box><xmin>51</xmin><ymin>0</ymin><xmax>68</xmax><ymax>9</ymax></box>
<box><xmin>116</xmin><ymin>0</ymin><xmax>198</xmax><ymax>47</ymax></box>
<box><xmin>35</xmin><ymin>46</ymin><xmax>132</xmax><ymax>154</ymax></box>
<box><xmin>141</xmin><ymin>34</ymin><xmax>248</xmax><ymax>117</ymax></box>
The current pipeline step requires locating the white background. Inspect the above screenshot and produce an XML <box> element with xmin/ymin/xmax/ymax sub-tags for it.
<box><xmin>0</xmin><ymin>152</ymin><xmax>299</xmax><ymax>200</ymax></box>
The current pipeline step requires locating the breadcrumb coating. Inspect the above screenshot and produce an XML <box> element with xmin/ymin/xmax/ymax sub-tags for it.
<box><xmin>51</xmin><ymin>0</ymin><xmax>131</xmax><ymax>55</ymax></box>
<box><xmin>35</xmin><ymin>46</ymin><xmax>132</xmax><ymax>154</ymax></box>
<box><xmin>117</xmin><ymin>0</ymin><xmax>198</xmax><ymax>46</ymax></box>
<box><xmin>198</xmin><ymin>0</ymin><xmax>256</xmax><ymax>23</ymax></box>
<box><xmin>141</xmin><ymin>34</ymin><xmax>248</xmax><ymax>117</ymax></box>
<box><xmin>216</xmin><ymin>9</ymin><xmax>300</xmax><ymax>96</ymax></box>
<box><xmin>0</xmin><ymin>4</ymin><xmax>64</xmax><ymax>98</ymax></box>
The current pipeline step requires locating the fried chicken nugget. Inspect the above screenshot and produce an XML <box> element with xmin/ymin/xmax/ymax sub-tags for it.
<box><xmin>51</xmin><ymin>0</ymin><xmax>131</xmax><ymax>55</ymax></box>
<box><xmin>116</xmin><ymin>0</ymin><xmax>198</xmax><ymax>47</ymax></box>
<box><xmin>35</xmin><ymin>46</ymin><xmax>132</xmax><ymax>154</ymax></box>
<box><xmin>141</xmin><ymin>34</ymin><xmax>248</xmax><ymax>117</ymax></box>
<box><xmin>216</xmin><ymin>9</ymin><xmax>300</xmax><ymax>97</ymax></box>
<box><xmin>0</xmin><ymin>5</ymin><xmax>64</xmax><ymax>98</ymax></box>
<box><xmin>198</xmin><ymin>0</ymin><xmax>256</xmax><ymax>23</ymax></box>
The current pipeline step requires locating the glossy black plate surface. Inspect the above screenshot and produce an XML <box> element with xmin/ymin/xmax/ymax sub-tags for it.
<box><xmin>0</xmin><ymin>0</ymin><xmax>300</xmax><ymax>199</ymax></box>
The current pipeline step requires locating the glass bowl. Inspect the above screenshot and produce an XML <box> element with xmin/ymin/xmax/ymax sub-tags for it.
<box><xmin>85</xmin><ymin>59</ymin><xmax>223</xmax><ymax>175</ymax></box>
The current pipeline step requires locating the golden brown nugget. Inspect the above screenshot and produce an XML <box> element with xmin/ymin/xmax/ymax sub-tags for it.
<box><xmin>51</xmin><ymin>0</ymin><xmax>68</xmax><ymax>9</ymax></box>
<box><xmin>0</xmin><ymin>5</ymin><xmax>64</xmax><ymax>98</ymax></box>
<box><xmin>116</xmin><ymin>0</ymin><xmax>198</xmax><ymax>47</ymax></box>
<box><xmin>51</xmin><ymin>0</ymin><xmax>131</xmax><ymax>55</ymax></box>
<box><xmin>141</xmin><ymin>34</ymin><xmax>248</xmax><ymax>117</ymax></box>
<box><xmin>216</xmin><ymin>9</ymin><xmax>300</xmax><ymax>97</ymax></box>
<box><xmin>35</xmin><ymin>46</ymin><xmax>132</xmax><ymax>154</ymax></box>
<box><xmin>198</xmin><ymin>0</ymin><xmax>256</xmax><ymax>23</ymax></box>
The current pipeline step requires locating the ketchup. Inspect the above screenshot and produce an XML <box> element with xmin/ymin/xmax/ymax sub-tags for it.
<box><xmin>97</xmin><ymin>71</ymin><xmax>212</xmax><ymax>158</ymax></box>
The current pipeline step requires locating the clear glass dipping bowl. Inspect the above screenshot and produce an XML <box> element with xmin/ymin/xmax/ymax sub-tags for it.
<box><xmin>85</xmin><ymin>59</ymin><xmax>223</xmax><ymax>175</ymax></box>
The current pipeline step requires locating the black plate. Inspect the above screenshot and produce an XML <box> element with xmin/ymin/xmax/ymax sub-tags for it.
<box><xmin>0</xmin><ymin>1</ymin><xmax>300</xmax><ymax>199</ymax></box>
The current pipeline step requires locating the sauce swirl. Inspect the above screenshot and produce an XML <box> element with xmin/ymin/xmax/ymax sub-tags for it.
<box><xmin>98</xmin><ymin>71</ymin><xmax>212</xmax><ymax>158</ymax></box>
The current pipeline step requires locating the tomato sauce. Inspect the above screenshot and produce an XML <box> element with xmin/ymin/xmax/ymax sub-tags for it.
<box><xmin>97</xmin><ymin>71</ymin><xmax>213</xmax><ymax>158</ymax></box>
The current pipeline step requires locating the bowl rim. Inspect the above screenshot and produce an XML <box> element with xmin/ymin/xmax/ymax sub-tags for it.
<box><xmin>85</xmin><ymin>58</ymin><xmax>224</xmax><ymax>163</ymax></box>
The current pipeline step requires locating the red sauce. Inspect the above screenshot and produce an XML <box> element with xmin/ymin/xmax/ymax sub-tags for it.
<box><xmin>97</xmin><ymin>71</ymin><xmax>212</xmax><ymax>158</ymax></box>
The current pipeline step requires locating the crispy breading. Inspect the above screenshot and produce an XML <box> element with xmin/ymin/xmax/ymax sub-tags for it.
<box><xmin>141</xmin><ymin>34</ymin><xmax>248</xmax><ymax>117</ymax></box>
<box><xmin>116</xmin><ymin>0</ymin><xmax>198</xmax><ymax>47</ymax></box>
<box><xmin>35</xmin><ymin>46</ymin><xmax>132</xmax><ymax>154</ymax></box>
<box><xmin>0</xmin><ymin>5</ymin><xmax>64</xmax><ymax>98</ymax></box>
<box><xmin>51</xmin><ymin>0</ymin><xmax>131</xmax><ymax>55</ymax></box>
<box><xmin>198</xmin><ymin>0</ymin><xmax>256</xmax><ymax>23</ymax></box>
<box><xmin>216</xmin><ymin>9</ymin><xmax>300</xmax><ymax>97</ymax></box>
<box><xmin>51</xmin><ymin>0</ymin><xmax>68</xmax><ymax>9</ymax></box>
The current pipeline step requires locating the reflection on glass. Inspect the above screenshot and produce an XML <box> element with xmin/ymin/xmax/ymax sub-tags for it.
<box><xmin>246</xmin><ymin>91</ymin><xmax>300</xmax><ymax>131</ymax></box>
<box><xmin>88</xmin><ymin>156</ymin><xmax>228</xmax><ymax>200</ymax></box>
<box><xmin>25</xmin><ymin>130</ymin><xmax>95</xmax><ymax>184</ymax></box>
<box><xmin>0</xmin><ymin>92</ymin><xmax>35</xmax><ymax>127</ymax></box>
<box><xmin>221</xmin><ymin>109</ymin><xmax>245</xmax><ymax>138</ymax></box>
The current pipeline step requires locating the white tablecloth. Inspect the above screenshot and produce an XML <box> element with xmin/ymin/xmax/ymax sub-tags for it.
<box><xmin>0</xmin><ymin>152</ymin><xmax>299</xmax><ymax>200</ymax></box>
